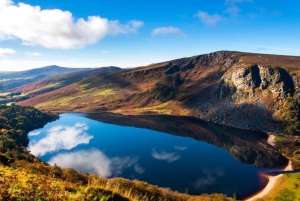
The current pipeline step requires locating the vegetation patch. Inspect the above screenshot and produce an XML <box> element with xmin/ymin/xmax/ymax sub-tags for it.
<box><xmin>275</xmin><ymin>135</ymin><xmax>300</xmax><ymax>169</ymax></box>
<box><xmin>261</xmin><ymin>173</ymin><xmax>300</xmax><ymax>201</ymax></box>
<box><xmin>78</xmin><ymin>83</ymin><xmax>91</xmax><ymax>92</ymax></box>
<box><xmin>273</xmin><ymin>97</ymin><xmax>300</xmax><ymax>135</ymax></box>
<box><xmin>93</xmin><ymin>88</ymin><xmax>115</xmax><ymax>97</ymax></box>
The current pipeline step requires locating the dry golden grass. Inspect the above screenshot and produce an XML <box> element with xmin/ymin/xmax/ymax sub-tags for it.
<box><xmin>0</xmin><ymin>164</ymin><xmax>234</xmax><ymax>201</ymax></box>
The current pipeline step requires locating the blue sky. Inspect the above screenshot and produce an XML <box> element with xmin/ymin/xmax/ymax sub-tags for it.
<box><xmin>0</xmin><ymin>0</ymin><xmax>299</xmax><ymax>71</ymax></box>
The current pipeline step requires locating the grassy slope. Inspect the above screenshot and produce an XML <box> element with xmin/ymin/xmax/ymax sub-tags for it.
<box><xmin>261</xmin><ymin>173</ymin><xmax>300</xmax><ymax>201</ymax></box>
<box><xmin>17</xmin><ymin>51</ymin><xmax>300</xmax><ymax>114</ymax></box>
<box><xmin>260</xmin><ymin>136</ymin><xmax>300</xmax><ymax>201</ymax></box>
<box><xmin>0</xmin><ymin>66</ymin><xmax>91</xmax><ymax>92</ymax></box>
<box><xmin>11</xmin><ymin>67</ymin><xmax>121</xmax><ymax>97</ymax></box>
<box><xmin>0</xmin><ymin>67</ymin><xmax>121</xmax><ymax>105</ymax></box>
<box><xmin>0</xmin><ymin>164</ymin><xmax>234</xmax><ymax>201</ymax></box>
<box><xmin>17</xmin><ymin>51</ymin><xmax>300</xmax><ymax>135</ymax></box>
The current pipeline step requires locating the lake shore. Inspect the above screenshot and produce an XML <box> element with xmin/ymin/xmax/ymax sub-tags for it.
<box><xmin>267</xmin><ymin>134</ymin><xmax>276</xmax><ymax>147</ymax></box>
<box><xmin>244</xmin><ymin>157</ymin><xmax>293</xmax><ymax>201</ymax></box>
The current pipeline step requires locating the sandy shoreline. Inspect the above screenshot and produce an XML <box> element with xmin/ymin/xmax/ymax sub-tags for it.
<box><xmin>267</xmin><ymin>134</ymin><xmax>276</xmax><ymax>147</ymax></box>
<box><xmin>244</xmin><ymin>174</ymin><xmax>282</xmax><ymax>201</ymax></box>
<box><xmin>244</xmin><ymin>158</ymin><xmax>293</xmax><ymax>201</ymax></box>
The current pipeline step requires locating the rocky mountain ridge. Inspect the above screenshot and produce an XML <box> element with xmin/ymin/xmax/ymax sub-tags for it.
<box><xmin>17</xmin><ymin>51</ymin><xmax>300</xmax><ymax>134</ymax></box>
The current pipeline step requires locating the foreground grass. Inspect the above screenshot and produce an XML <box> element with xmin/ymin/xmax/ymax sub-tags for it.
<box><xmin>261</xmin><ymin>173</ymin><xmax>300</xmax><ymax>201</ymax></box>
<box><xmin>0</xmin><ymin>164</ymin><xmax>234</xmax><ymax>201</ymax></box>
<box><xmin>257</xmin><ymin>136</ymin><xmax>300</xmax><ymax>201</ymax></box>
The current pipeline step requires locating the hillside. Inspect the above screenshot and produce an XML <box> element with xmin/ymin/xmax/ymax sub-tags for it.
<box><xmin>0</xmin><ymin>67</ymin><xmax>121</xmax><ymax>105</ymax></box>
<box><xmin>17</xmin><ymin>51</ymin><xmax>300</xmax><ymax>134</ymax></box>
<box><xmin>11</xmin><ymin>66</ymin><xmax>121</xmax><ymax>97</ymax></box>
<box><xmin>0</xmin><ymin>65</ymin><xmax>92</xmax><ymax>91</ymax></box>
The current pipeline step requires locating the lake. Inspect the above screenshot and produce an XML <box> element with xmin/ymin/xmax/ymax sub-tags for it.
<box><xmin>28</xmin><ymin>113</ymin><xmax>288</xmax><ymax>199</ymax></box>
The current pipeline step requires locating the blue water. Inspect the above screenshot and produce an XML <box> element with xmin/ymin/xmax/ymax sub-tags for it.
<box><xmin>28</xmin><ymin>113</ymin><xmax>276</xmax><ymax>199</ymax></box>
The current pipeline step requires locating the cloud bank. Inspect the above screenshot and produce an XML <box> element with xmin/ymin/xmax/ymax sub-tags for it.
<box><xmin>48</xmin><ymin>149</ymin><xmax>143</xmax><ymax>177</ymax></box>
<box><xmin>0</xmin><ymin>0</ymin><xmax>143</xmax><ymax>49</ymax></box>
<box><xmin>28</xmin><ymin>123</ymin><xmax>93</xmax><ymax>156</ymax></box>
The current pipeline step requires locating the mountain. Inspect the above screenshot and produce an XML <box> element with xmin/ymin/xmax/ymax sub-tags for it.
<box><xmin>0</xmin><ymin>65</ymin><xmax>92</xmax><ymax>91</ymax></box>
<box><xmin>11</xmin><ymin>67</ymin><xmax>121</xmax><ymax>97</ymax></box>
<box><xmin>17</xmin><ymin>51</ymin><xmax>300</xmax><ymax>134</ymax></box>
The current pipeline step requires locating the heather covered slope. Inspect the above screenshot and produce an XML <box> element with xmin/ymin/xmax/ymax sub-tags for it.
<box><xmin>12</xmin><ymin>66</ymin><xmax>121</xmax><ymax>97</ymax></box>
<box><xmin>0</xmin><ymin>65</ymin><xmax>91</xmax><ymax>91</ymax></box>
<box><xmin>18</xmin><ymin>51</ymin><xmax>300</xmax><ymax>134</ymax></box>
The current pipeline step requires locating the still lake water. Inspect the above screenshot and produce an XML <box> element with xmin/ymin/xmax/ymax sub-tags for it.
<box><xmin>28</xmin><ymin>113</ymin><xmax>287</xmax><ymax>199</ymax></box>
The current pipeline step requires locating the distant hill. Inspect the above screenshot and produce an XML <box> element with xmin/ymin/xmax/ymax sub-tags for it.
<box><xmin>17</xmin><ymin>51</ymin><xmax>300</xmax><ymax>134</ymax></box>
<box><xmin>12</xmin><ymin>67</ymin><xmax>122</xmax><ymax>97</ymax></box>
<box><xmin>0</xmin><ymin>65</ymin><xmax>92</xmax><ymax>91</ymax></box>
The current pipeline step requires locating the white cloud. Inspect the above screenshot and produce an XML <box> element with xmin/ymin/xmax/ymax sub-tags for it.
<box><xmin>0</xmin><ymin>48</ymin><xmax>15</xmax><ymax>57</ymax></box>
<box><xmin>151</xmin><ymin>149</ymin><xmax>180</xmax><ymax>163</ymax></box>
<box><xmin>0</xmin><ymin>0</ymin><xmax>143</xmax><ymax>49</ymax></box>
<box><xmin>174</xmin><ymin>146</ymin><xmax>188</xmax><ymax>151</ymax></box>
<box><xmin>151</xmin><ymin>26</ymin><xmax>183</xmax><ymax>37</ymax></box>
<box><xmin>26</xmin><ymin>51</ymin><xmax>42</xmax><ymax>56</ymax></box>
<box><xmin>194</xmin><ymin>11</ymin><xmax>223</xmax><ymax>25</ymax></box>
<box><xmin>28</xmin><ymin>130</ymin><xmax>41</xmax><ymax>136</ymax></box>
<box><xmin>48</xmin><ymin>149</ymin><xmax>142</xmax><ymax>177</ymax></box>
<box><xmin>28</xmin><ymin>123</ymin><xmax>93</xmax><ymax>156</ymax></box>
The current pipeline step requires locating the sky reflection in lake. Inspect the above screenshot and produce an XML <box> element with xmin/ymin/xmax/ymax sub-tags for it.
<box><xmin>28</xmin><ymin>113</ymin><xmax>284</xmax><ymax>199</ymax></box>
<box><xmin>28</xmin><ymin>122</ymin><xmax>93</xmax><ymax>156</ymax></box>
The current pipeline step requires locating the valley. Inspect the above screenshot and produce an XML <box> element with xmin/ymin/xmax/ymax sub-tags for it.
<box><xmin>13</xmin><ymin>51</ymin><xmax>300</xmax><ymax>135</ymax></box>
<box><xmin>1</xmin><ymin>51</ymin><xmax>300</xmax><ymax>201</ymax></box>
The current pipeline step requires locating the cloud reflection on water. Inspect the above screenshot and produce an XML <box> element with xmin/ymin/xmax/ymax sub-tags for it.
<box><xmin>174</xmin><ymin>145</ymin><xmax>188</xmax><ymax>151</ymax></box>
<box><xmin>193</xmin><ymin>168</ymin><xmax>225</xmax><ymax>190</ymax></box>
<box><xmin>48</xmin><ymin>148</ymin><xmax>144</xmax><ymax>177</ymax></box>
<box><xmin>28</xmin><ymin>123</ymin><xmax>93</xmax><ymax>156</ymax></box>
<box><xmin>151</xmin><ymin>149</ymin><xmax>181</xmax><ymax>163</ymax></box>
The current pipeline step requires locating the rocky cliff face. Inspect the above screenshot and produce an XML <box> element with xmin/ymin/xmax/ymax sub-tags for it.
<box><xmin>194</xmin><ymin>55</ymin><xmax>300</xmax><ymax>133</ymax></box>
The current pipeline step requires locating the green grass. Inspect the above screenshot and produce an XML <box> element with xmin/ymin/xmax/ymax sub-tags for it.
<box><xmin>36</xmin><ymin>96</ymin><xmax>79</xmax><ymax>108</ymax></box>
<box><xmin>275</xmin><ymin>136</ymin><xmax>285</xmax><ymax>143</ymax></box>
<box><xmin>262</xmin><ymin>173</ymin><xmax>300</xmax><ymax>201</ymax></box>
<box><xmin>78</xmin><ymin>83</ymin><xmax>91</xmax><ymax>91</ymax></box>
<box><xmin>93</xmin><ymin>88</ymin><xmax>115</xmax><ymax>96</ymax></box>
<box><xmin>5</xmin><ymin>102</ymin><xmax>14</xmax><ymax>106</ymax></box>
